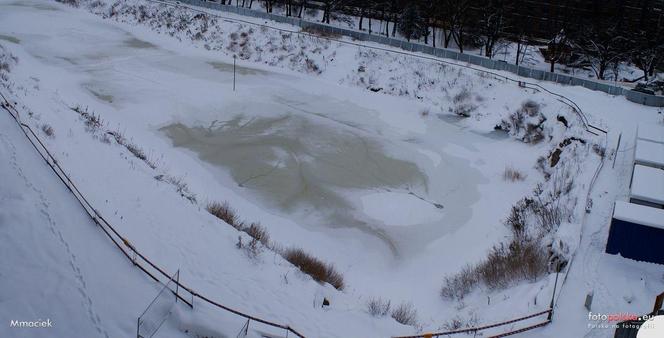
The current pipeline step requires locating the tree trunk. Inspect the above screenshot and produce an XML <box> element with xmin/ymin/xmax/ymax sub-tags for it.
<box><xmin>432</xmin><ymin>26</ymin><xmax>436</xmax><ymax>48</ymax></box>
<box><xmin>598</xmin><ymin>62</ymin><xmax>606</xmax><ymax>80</ymax></box>
<box><xmin>298</xmin><ymin>0</ymin><xmax>305</xmax><ymax>18</ymax></box>
<box><xmin>443</xmin><ymin>29</ymin><xmax>452</xmax><ymax>48</ymax></box>
<box><xmin>359</xmin><ymin>9</ymin><xmax>364</xmax><ymax>31</ymax></box>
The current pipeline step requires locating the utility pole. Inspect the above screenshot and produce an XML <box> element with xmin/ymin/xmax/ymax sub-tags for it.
<box><xmin>233</xmin><ymin>54</ymin><xmax>237</xmax><ymax>92</ymax></box>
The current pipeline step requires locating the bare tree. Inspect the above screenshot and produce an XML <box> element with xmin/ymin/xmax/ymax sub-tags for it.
<box><xmin>574</xmin><ymin>6</ymin><xmax>629</xmax><ymax>80</ymax></box>
<box><xmin>444</xmin><ymin>0</ymin><xmax>472</xmax><ymax>53</ymax></box>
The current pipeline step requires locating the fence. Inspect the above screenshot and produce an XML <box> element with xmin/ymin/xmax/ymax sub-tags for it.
<box><xmin>173</xmin><ymin>0</ymin><xmax>664</xmax><ymax>107</ymax></box>
<box><xmin>0</xmin><ymin>92</ymin><xmax>306</xmax><ymax>338</ymax></box>
<box><xmin>137</xmin><ymin>270</ymin><xmax>181</xmax><ymax>338</ymax></box>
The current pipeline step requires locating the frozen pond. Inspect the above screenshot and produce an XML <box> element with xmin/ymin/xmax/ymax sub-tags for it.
<box><xmin>160</xmin><ymin>93</ymin><xmax>484</xmax><ymax>256</ymax></box>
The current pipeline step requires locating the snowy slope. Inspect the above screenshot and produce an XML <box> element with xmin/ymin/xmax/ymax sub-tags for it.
<box><xmin>1</xmin><ymin>0</ymin><xmax>663</xmax><ymax>337</ymax></box>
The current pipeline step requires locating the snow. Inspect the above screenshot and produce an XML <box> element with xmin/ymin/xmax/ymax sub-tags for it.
<box><xmin>630</xmin><ymin>165</ymin><xmax>664</xmax><ymax>206</ymax></box>
<box><xmin>637</xmin><ymin>123</ymin><xmax>664</xmax><ymax>145</ymax></box>
<box><xmin>1</xmin><ymin>0</ymin><xmax>664</xmax><ymax>337</ymax></box>
<box><xmin>613</xmin><ymin>201</ymin><xmax>664</xmax><ymax>230</ymax></box>
<box><xmin>635</xmin><ymin>139</ymin><xmax>664</xmax><ymax>169</ymax></box>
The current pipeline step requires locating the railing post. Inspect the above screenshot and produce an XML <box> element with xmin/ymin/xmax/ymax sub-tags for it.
<box><xmin>548</xmin><ymin>267</ymin><xmax>560</xmax><ymax>321</ymax></box>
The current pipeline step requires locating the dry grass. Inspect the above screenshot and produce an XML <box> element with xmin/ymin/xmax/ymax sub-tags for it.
<box><xmin>367</xmin><ymin>298</ymin><xmax>391</xmax><ymax>317</ymax></box>
<box><xmin>503</xmin><ymin>167</ymin><xmax>526</xmax><ymax>182</ymax></box>
<box><xmin>283</xmin><ymin>248</ymin><xmax>345</xmax><ymax>290</ymax></box>
<box><xmin>206</xmin><ymin>201</ymin><xmax>240</xmax><ymax>229</ymax></box>
<box><xmin>390</xmin><ymin>302</ymin><xmax>418</xmax><ymax>327</ymax></box>
<box><xmin>245</xmin><ymin>222</ymin><xmax>270</xmax><ymax>247</ymax></box>
<box><xmin>440</xmin><ymin>238</ymin><xmax>548</xmax><ymax>301</ymax></box>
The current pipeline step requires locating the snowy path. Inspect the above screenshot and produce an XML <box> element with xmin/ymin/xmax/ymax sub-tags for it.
<box><xmin>0</xmin><ymin>109</ymin><xmax>167</xmax><ymax>337</ymax></box>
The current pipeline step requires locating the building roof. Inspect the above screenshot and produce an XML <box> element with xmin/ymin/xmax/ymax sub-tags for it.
<box><xmin>635</xmin><ymin>139</ymin><xmax>664</xmax><ymax>169</ymax></box>
<box><xmin>630</xmin><ymin>165</ymin><xmax>664</xmax><ymax>206</ymax></box>
<box><xmin>613</xmin><ymin>201</ymin><xmax>664</xmax><ymax>230</ymax></box>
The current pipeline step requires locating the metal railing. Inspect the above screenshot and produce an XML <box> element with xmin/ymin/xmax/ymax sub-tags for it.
<box><xmin>176</xmin><ymin>0</ymin><xmax>664</xmax><ymax>107</ymax></box>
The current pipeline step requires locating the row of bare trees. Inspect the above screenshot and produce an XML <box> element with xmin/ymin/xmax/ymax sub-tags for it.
<box><xmin>217</xmin><ymin>0</ymin><xmax>664</xmax><ymax>81</ymax></box>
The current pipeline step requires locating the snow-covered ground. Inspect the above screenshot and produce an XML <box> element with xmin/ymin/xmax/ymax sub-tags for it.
<box><xmin>1</xmin><ymin>0</ymin><xmax>663</xmax><ymax>337</ymax></box>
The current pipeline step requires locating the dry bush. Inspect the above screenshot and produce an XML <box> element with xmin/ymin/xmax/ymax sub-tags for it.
<box><xmin>531</xmin><ymin>195</ymin><xmax>567</xmax><ymax>233</ymax></box>
<box><xmin>206</xmin><ymin>201</ymin><xmax>240</xmax><ymax>229</ymax></box>
<box><xmin>245</xmin><ymin>222</ymin><xmax>270</xmax><ymax>247</ymax></box>
<box><xmin>390</xmin><ymin>302</ymin><xmax>418</xmax><ymax>327</ymax></box>
<box><xmin>367</xmin><ymin>298</ymin><xmax>391</xmax><ymax>317</ymax></box>
<box><xmin>505</xmin><ymin>198</ymin><xmax>529</xmax><ymax>239</ymax></box>
<box><xmin>125</xmin><ymin>142</ymin><xmax>147</xmax><ymax>161</ymax></box>
<box><xmin>453</xmin><ymin>102</ymin><xmax>478</xmax><ymax>117</ymax></box>
<box><xmin>441</xmin><ymin>239</ymin><xmax>548</xmax><ymax>300</ymax></box>
<box><xmin>452</xmin><ymin>88</ymin><xmax>471</xmax><ymax>103</ymax></box>
<box><xmin>305</xmin><ymin>58</ymin><xmax>321</xmax><ymax>74</ymax></box>
<box><xmin>236</xmin><ymin>235</ymin><xmax>262</xmax><ymax>259</ymax></box>
<box><xmin>440</xmin><ymin>265</ymin><xmax>479</xmax><ymax>301</ymax></box>
<box><xmin>442</xmin><ymin>313</ymin><xmax>479</xmax><ymax>331</ymax></box>
<box><xmin>72</xmin><ymin>105</ymin><xmax>103</xmax><ymax>133</ymax></box>
<box><xmin>478</xmin><ymin>240</ymin><xmax>548</xmax><ymax>290</ymax></box>
<box><xmin>419</xmin><ymin>108</ymin><xmax>430</xmax><ymax>118</ymax></box>
<box><xmin>283</xmin><ymin>248</ymin><xmax>344</xmax><ymax>290</ymax></box>
<box><xmin>41</xmin><ymin>124</ymin><xmax>55</xmax><ymax>138</ymax></box>
<box><xmin>503</xmin><ymin>167</ymin><xmax>526</xmax><ymax>182</ymax></box>
<box><xmin>498</xmin><ymin>100</ymin><xmax>546</xmax><ymax>143</ymax></box>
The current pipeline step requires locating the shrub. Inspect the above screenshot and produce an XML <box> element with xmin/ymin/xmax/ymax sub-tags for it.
<box><xmin>441</xmin><ymin>239</ymin><xmax>549</xmax><ymax>300</ymax></box>
<box><xmin>245</xmin><ymin>222</ymin><xmax>270</xmax><ymax>247</ymax></box>
<box><xmin>499</xmin><ymin>100</ymin><xmax>546</xmax><ymax>143</ymax></box>
<box><xmin>453</xmin><ymin>102</ymin><xmax>478</xmax><ymax>117</ymax></box>
<box><xmin>478</xmin><ymin>240</ymin><xmax>548</xmax><ymax>290</ymax></box>
<box><xmin>125</xmin><ymin>141</ymin><xmax>147</xmax><ymax>161</ymax></box>
<box><xmin>206</xmin><ymin>201</ymin><xmax>240</xmax><ymax>229</ymax></box>
<box><xmin>452</xmin><ymin>88</ymin><xmax>471</xmax><ymax>103</ymax></box>
<box><xmin>503</xmin><ymin>167</ymin><xmax>526</xmax><ymax>182</ymax></box>
<box><xmin>283</xmin><ymin>248</ymin><xmax>344</xmax><ymax>290</ymax></box>
<box><xmin>440</xmin><ymin>265</ymin><xmax>479</xmax><ymax>301</ymax></box>
<box><xmin>390</xmin><ymin>302</ymin><xmax>418</xmax><ymax>327</ymax></box>
<box><xmin>505</xmin><ymin>198</ymin><xmax>529</xmax><ymax>239</ymax></box>
<box><xmin>236</xmin><ymin>235</ymin><xmax>262</xmax><ymax>259</ymax></box>
<box><xmin>442</xmin><ymin>313</ymin><xmax>479</xmax><ymax>331</ymax></box>
<box><xmin>367</xmin><ymin>298</ymin><xmax>391</xmax><ymax>317</ymax></box>
<box><xmin>41</xmin><ymin>124</ymin><xmax>55</xmax><ymax>137</ymax></box>
<box><xmin>71</xmin><ymin>105</ymin><xmax>103</xmax><ymax>133</ymax></box>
